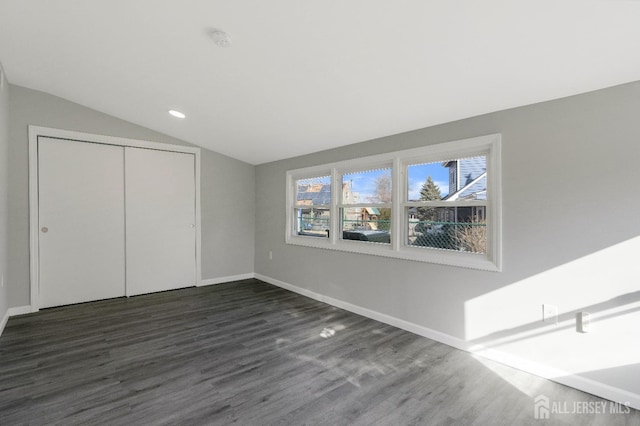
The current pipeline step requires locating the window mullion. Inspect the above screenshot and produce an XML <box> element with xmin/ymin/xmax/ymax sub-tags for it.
<box><xmin>330</xmin><ymin>168</ymin><xmax>340</xmax><ymax>244</ymax></box>
<box><xmin>392</xmin><ymin>157</ymin><xmax>402</xmax><ymax>251</ymax></box>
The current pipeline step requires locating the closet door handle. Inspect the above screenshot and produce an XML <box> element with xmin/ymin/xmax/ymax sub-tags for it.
<box><xmin>190</xmin><ymin>224</ymin><xmax>195</xmax><ymax>228</ymax></box>
<box><xmin>41</xmin><ymin>226</ymin><xmax>49</xmax><ymax>233</ymax></box>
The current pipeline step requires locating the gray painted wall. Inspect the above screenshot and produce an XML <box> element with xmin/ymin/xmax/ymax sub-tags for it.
<box><xmin>0</xmin><ymin>64</ymin><xmax>9</xmax><ymax>322</ymax></box>
<box><xmin>4</xmin><ymin>77</ymin><xmax>639</xmax><ymax>402</ymax></box>
<box><xmin>8</xmin><ymin>85</ymin><xmax>255</xmax><ymax>308</ymax></box>
<box><xmin>255</xmin><ymin>82</ymin><xmax>640</xmax><ymax>397</ymax></box>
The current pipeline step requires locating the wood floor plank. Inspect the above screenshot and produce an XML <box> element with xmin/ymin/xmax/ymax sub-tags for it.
<box><xmin>0</xmin><ymin>279</ymin><xmax>638</xmax><ymax>425</ymax></box>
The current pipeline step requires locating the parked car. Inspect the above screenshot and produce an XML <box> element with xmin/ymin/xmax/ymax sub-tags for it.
<box><xmin>342</xmin><ymin>230</ymin><xmax>390</xmax><ymax>243</ymax></box>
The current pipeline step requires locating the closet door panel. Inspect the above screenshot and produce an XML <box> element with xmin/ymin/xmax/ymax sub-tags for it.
<box><xmin>38</xmin><ymin>138</ymin><xmax>126</xmax><ymax>308</ymax></box>
<box><xmin>125</xmin><ymin>147</ymin><xmax>196</xmax><ymax>296</ymax></box>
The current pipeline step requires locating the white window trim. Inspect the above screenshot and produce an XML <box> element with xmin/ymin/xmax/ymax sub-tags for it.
<box><xmin>286</xmin><ymin>134</ymin><xmax>502</xmax><ymax>272</ymax></box>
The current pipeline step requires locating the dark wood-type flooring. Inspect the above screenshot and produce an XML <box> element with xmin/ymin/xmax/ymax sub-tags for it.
<box><xmin>1</xmin><ymin>279</ymin><xmax>638</xmax><ymax>425</ymax></box>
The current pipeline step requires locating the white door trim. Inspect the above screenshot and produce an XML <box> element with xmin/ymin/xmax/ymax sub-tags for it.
<box><xmin>28</xmin><ymin>125</ymin><xmax>203</xmax><ymax>312</ymax></box>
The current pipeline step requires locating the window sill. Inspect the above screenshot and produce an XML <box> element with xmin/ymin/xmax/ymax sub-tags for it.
<box><xmin>286</xmin><ymin>235</ymin><xmax>501</xmax><ymax>272</ymax></box>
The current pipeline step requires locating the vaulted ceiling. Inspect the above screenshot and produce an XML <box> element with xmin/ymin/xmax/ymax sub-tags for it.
<box><xmin>1</xmin><ymin>1</ymin><xmax>640</xmax><ymax>164</ymax></box>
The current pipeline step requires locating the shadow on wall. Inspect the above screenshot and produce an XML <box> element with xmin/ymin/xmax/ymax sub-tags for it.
<box><xmin>463</xmin><ymin>235</ymin><xmax>640</xmax><ymax>397</ymax></box>
<box><xmin>467</xmin><ymin>291</ymin><xmax>640</xmax><ymax>348</ymax></box>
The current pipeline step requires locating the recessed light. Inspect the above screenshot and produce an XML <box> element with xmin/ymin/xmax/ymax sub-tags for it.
<box><xmin>169</xmin><ymin>110</ymin><xmax>186</xmax><ymax>119</ymax></box>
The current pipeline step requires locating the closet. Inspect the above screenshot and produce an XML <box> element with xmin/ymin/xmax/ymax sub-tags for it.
<box><xmin>37</xmin><ymin>136</ymin><xmax>197</xmax><ymax>308</ymax></box>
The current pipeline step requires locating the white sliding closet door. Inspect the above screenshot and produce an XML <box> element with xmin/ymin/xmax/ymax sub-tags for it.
<box><xmin>125</xmin><ymin>147</ymin><xmax>196</xmax><ymax>296</ymax></box>
<box><xmin>38</xmin><ymin>138</ymin><xmax>126</xmax><ymax>308</ymax></box>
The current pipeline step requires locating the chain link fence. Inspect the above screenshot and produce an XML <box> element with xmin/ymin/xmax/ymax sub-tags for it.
<box><xmin>409</xmin><ymin>220</ymin><xmax>486</xmax><ymax>253</ymax></box>
<box><xmin>297</xmin><ymin>216</ymin><xmax>486</xmax><ymax>253</ymax></box>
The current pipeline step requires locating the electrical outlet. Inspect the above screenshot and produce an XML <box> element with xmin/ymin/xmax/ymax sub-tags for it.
<box><xmin>269</xmin><ymin>250</ymin><xmax>273</xmax><ymax>260</ymax></box>
<box><xmin>577</xmin><ymin>312</ymin><xmax>591</xmax><ymax>333</ymax></box>
<box><xmin>542</xmin><ymin>304</ymin><xmax>558</xmax><ymax>324</ymax></box>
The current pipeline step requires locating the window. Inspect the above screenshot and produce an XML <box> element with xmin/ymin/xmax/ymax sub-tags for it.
<box><xmin>294</xmin><ymin>175</ymin><xmax>331</xmax><ymax>238</ymax></box>
<box><xmin>340</xmin><ymin>167</ymin><xmax>392</xmax><ymax>245</ymax></box>
<box><xmin>286</xmin><ymin>134</ymin><xmax>502</xmax><ymax>271</ymax></box>
<box><xmin>406</xmin><ymin>156</ymin><xmax>487</xmax><ymax>253</ymax></box>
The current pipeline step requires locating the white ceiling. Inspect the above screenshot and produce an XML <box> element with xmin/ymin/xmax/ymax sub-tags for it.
<box><xmin>1</xmin><ymin>1</ymin><xmax>640</xmax><ymax>165</ymax></box>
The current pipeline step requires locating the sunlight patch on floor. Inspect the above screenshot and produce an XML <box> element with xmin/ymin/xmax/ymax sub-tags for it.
<box><xmin>472</xmin><ymin>354</ymin><xmax>544</xmax><ymax>398</ymax></box>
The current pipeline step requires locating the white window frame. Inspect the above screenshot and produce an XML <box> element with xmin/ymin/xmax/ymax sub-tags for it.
<box><xmin>338</xmin><ymin>163</ymin><xmax>393</xmax><ymax>246</ymax></box>
<box><xmin>292</xmin><ymin>174</ymin><xmax>332</xmax><ymax>238</ymax></box>
<box><xmin>285</xmin><ymin>134</ymin><xmax>502</xmax><ymax>271</ymax></box>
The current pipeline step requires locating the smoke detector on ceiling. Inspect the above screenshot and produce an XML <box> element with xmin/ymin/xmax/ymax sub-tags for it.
<box><xmin>209</xmin><ymin>29</ymin><xmax>231</xmax><ymax>47</ymax></box>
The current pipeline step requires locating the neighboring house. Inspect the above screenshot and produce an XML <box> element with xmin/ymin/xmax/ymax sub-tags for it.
<box><xmin>296</xmin><ymin>182</ymin><xmax>331</xmax><ymax>206</ymax></box>
<box><xmin>296</xmin><ymin>182</ymin><xmax>331</xmax><ymax>234</ymax></box>
<box><xmin>360</xmin><ymin>207</ymin><xmax>382</xmax><ymax>229</ymax></box>
<box><xmin>297</xmin><ymin>181</ymin><xmax>390</xmax><ymax>233</ymax></box>
<box><xmin>361</xmin><ymin>207</ymin><xmax>380</xmax><ymax>222</ymax></box>
<box><xmin>296</xmin><ymin>181</ymin><xmax>360</xmax><ymax>206</ymax></box>
<box><xmin>441</xmin><ymin>157</ymin><xmax>486</xmax><ymax>223</ymax></box>
<box><xmin>341</xmin><ymin>180</ymin><xmax>360</xmax><ymax>205</ymax></box>
<box><xmin>411</xmin><ymin>157</ymin><xmax>487</xmax><ymax>249</ymax></box>
<box><xmin>296</xmin><ymin>181</ymin><xmax>362</xmax><ymax>234</ymax></box>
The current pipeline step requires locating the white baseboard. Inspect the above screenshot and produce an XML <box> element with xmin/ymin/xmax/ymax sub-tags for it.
<box><xmin>255</xmin><ymin>273</ymin><xmax>640</xmax><ymax>411</ymax></box>
<box><xmin>0</xmin><ymin>305</ymin><xmax>33</xmax><ymax>338</ymax></box>
<box><xmin>198</xmin><ymin>273</ymin><xmax>255</xmax><ymax>287</ymax></box>
<box><xmin>0</xmin><ymin>309</ymin><xmax>9</xmax><ymax>337</ymax></box>
<box><xmin>8</xmin><ymin>305</ymin><xmax>33</xmax><ymax>316</ymax></box>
